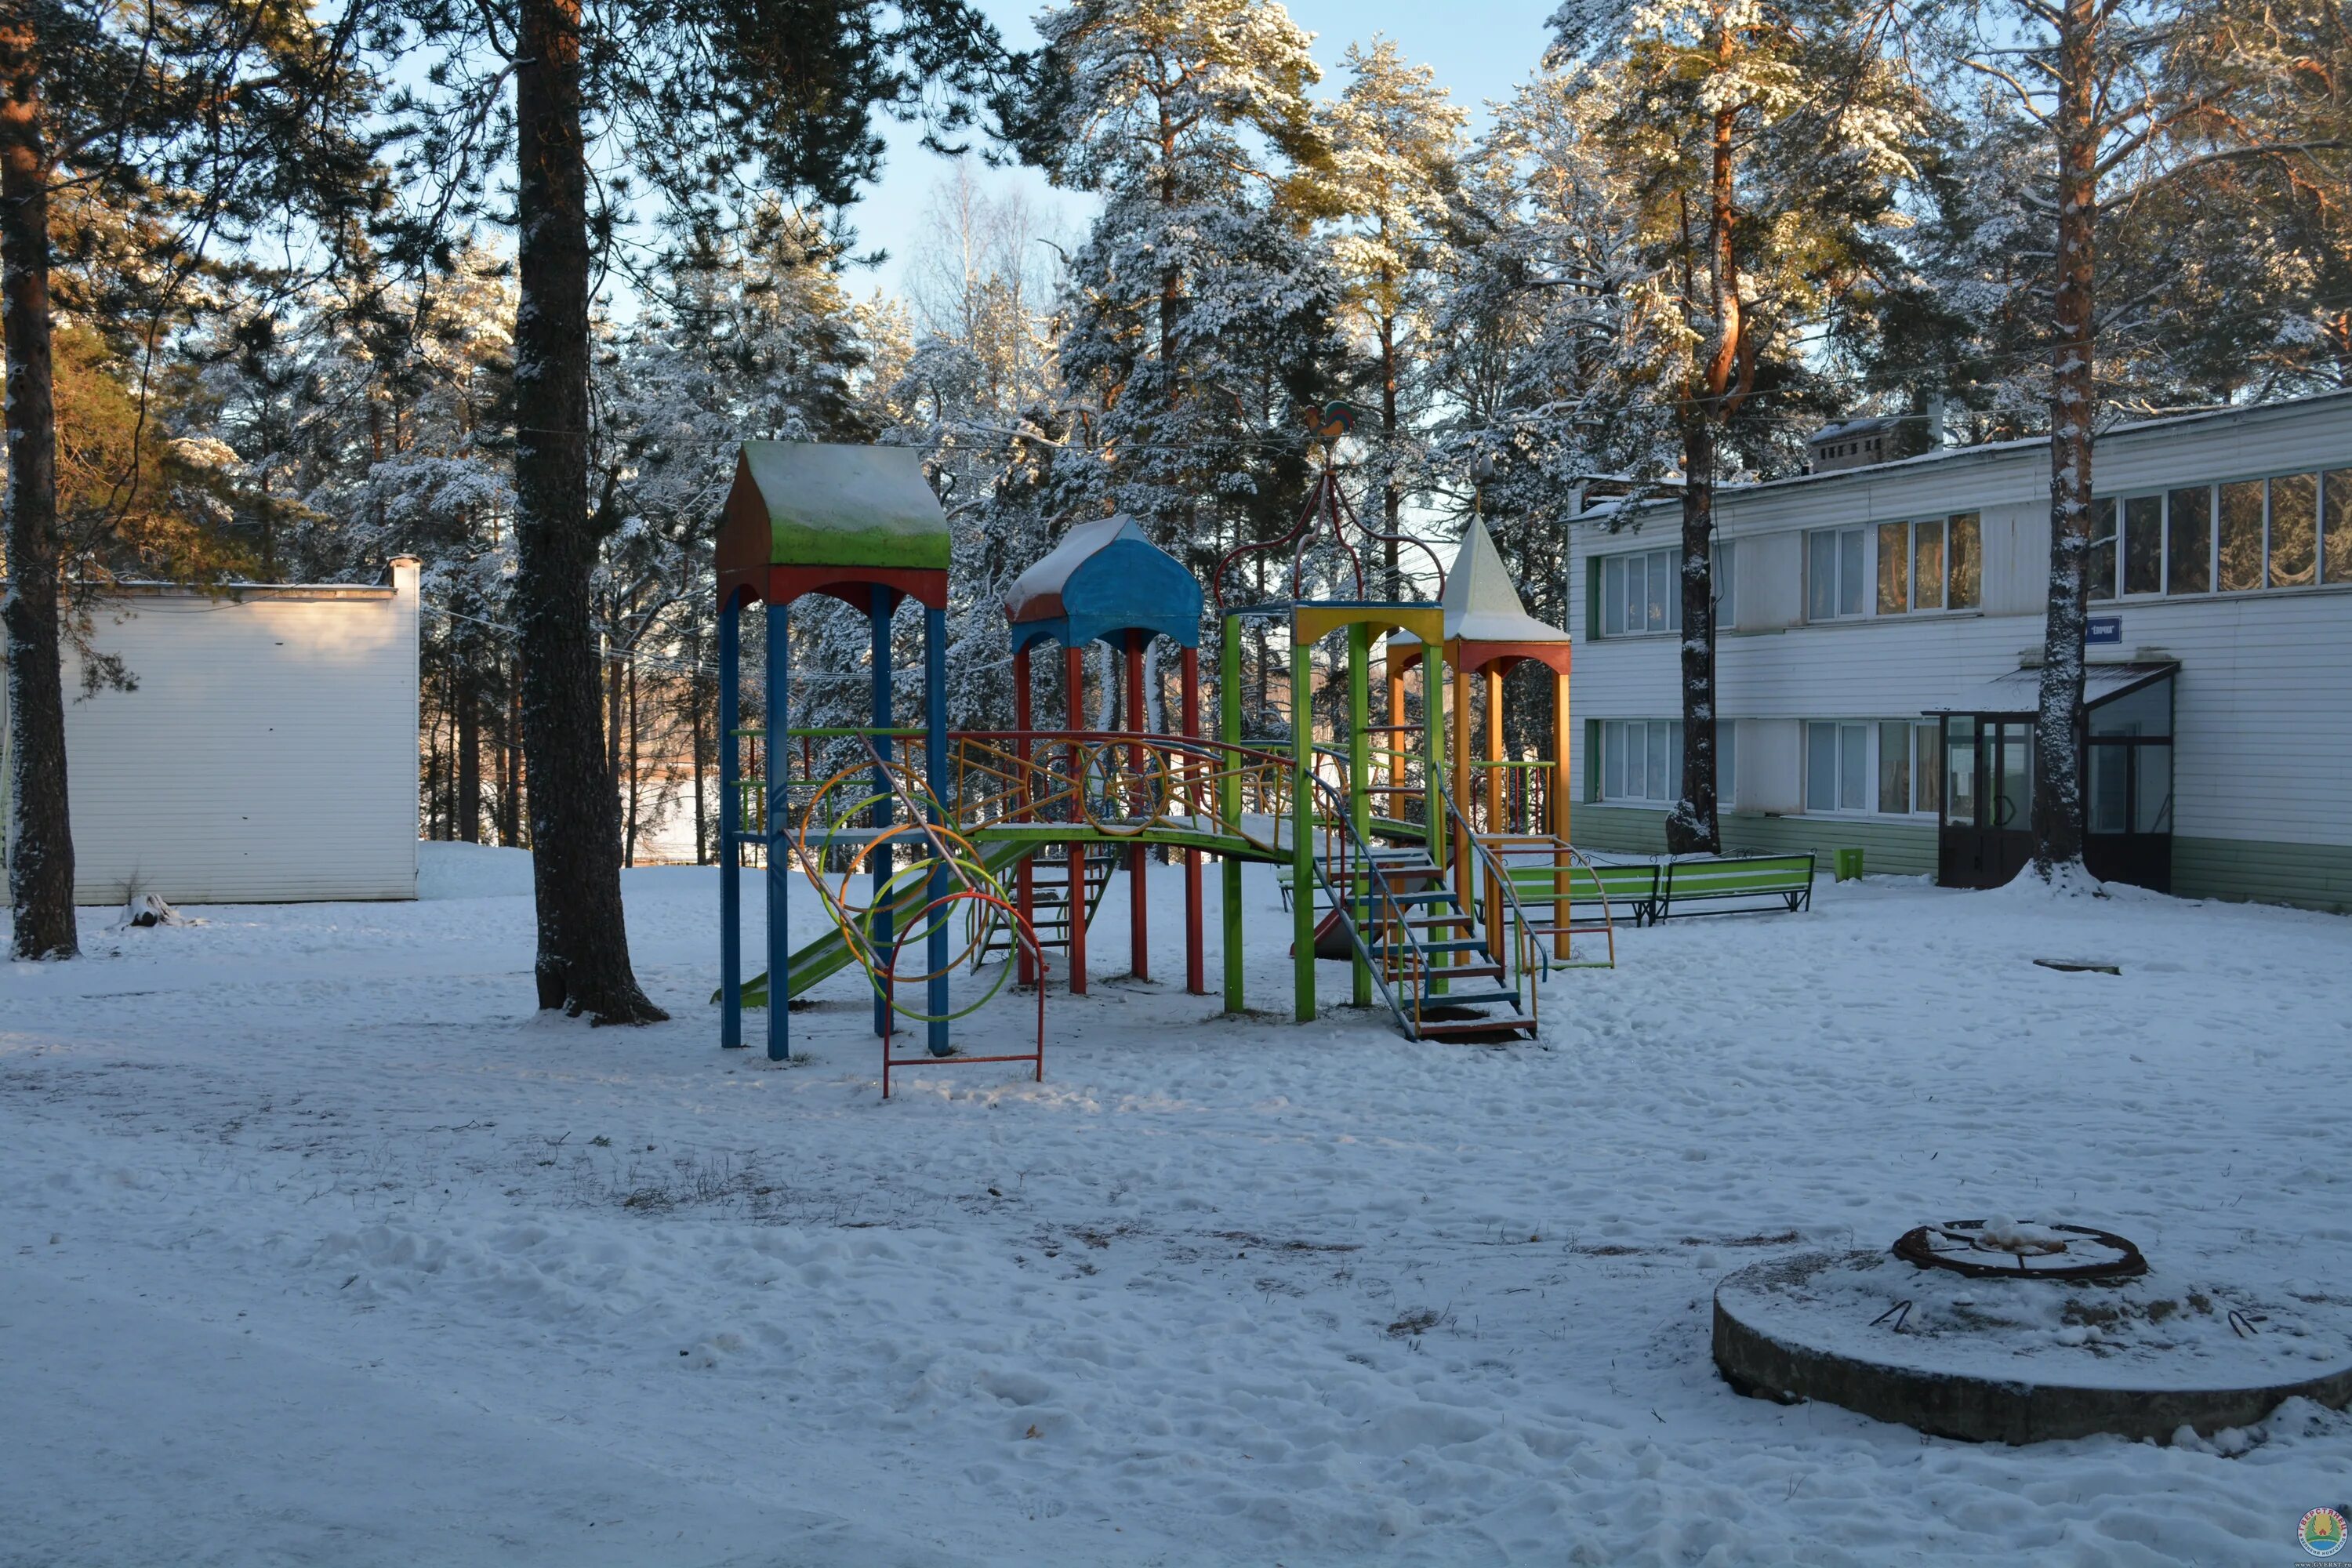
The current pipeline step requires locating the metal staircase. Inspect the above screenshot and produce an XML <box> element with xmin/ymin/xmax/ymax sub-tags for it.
<box><xmin>1301</xmin><ymin>751</ymin><xmax>1547</xmax><ymax>1043</ymax></box>
<box><xmin>971</xmin><ymin>844</ymin><xmax>1118</xmax><ymax>971</ymax></box>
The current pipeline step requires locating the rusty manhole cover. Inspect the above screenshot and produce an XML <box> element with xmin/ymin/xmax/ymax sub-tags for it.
<box><xmin>1893</xmin><ymin>1219</ymin><xmax>2147</xmax><ymax>1283</ymax></box>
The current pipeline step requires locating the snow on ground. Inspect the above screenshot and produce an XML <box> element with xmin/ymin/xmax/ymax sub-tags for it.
<box><xmin>4</xmin><ymin>845</ymin><xmax>2348</xmax><ymax>1566</ymax></box>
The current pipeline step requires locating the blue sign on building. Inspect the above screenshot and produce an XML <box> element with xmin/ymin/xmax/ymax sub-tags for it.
<box><xmin>2087</xmin><ymin>615</ymin><xmax>2122</xmax><ymax>645</ymax></box>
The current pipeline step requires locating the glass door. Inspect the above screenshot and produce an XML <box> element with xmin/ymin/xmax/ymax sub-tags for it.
<box><xmin>1937</xmin><ymin>715</ymin><xmax>2034</xmax><ymax>887</ymax></box>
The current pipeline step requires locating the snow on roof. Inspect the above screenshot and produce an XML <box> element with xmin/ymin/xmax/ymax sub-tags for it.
<box><xmin>1000</xmin><ymin>514</ymin><xmax>1203</xmax><ymax>650</ymax></box>
<box><xmin>1811</xmin><ymin>416</ymin><xmax>1905</xmax><ymax>442</ymax></box>
<box><xmin>1608</xmin><ymin>387</ymin><xmax>2352</xmax><ymax>518</ymax></box>
<box><xmin>1002</xmin><ymin>515</ymin><xmax>1148</xmax><ymax>623</ymax></box>
<box><xmin>724</xmin><ymin>441</ymin><xmax>949</xmax><ymax>572</ymax></box>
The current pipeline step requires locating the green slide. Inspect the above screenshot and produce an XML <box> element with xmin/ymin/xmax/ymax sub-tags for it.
<box><xmin>728</xmin><ymin>837</ymin><xmax>1041</xmax><ymax>1008</ymax></box>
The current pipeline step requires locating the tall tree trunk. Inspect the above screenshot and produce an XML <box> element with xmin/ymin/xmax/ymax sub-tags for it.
<box><xmin>691</xmin><ymin>666</ymin><xmax>708</xmax><ymax>866</ymax></box>
<box><xmin>511</xmin><ymin>0</ymin><xmax>662</xmax><ymax>1021</ymax></box>
<box><xmin>1666</xmin><ymin>422</ymin><xmax>1722</xmax><ymax>855</ymax></box>
<box><xmin>456</xmin><ymin>641</ymin><xmax>481</xmax><ymax>843</ymax></box>
<box><xmin>0</xmin><ymin>16</ymin><xmax>76</xmax><ymax>959</ymax></box>
<box><xmin>503</xmin><ymin>652</ymin><xmax>524</xmax><ymax>846</ymax></box>
<box><xmin>1668</xmin><ymin>74</ymin><xmax>1738</xmax><ymax>858</ymax></box>
<box><xmin>2031</xmin><ymin>0</ymin><xmax>2098</xmax><ymax>880</ymax></box>
<box><xmin>623</xmin><ymin>652</ymin><xmax>640</xmax><ymax>865</ymax></box>
<box><xmin>1379</xmin><ymin>312</ymin><xmax>1399</xmax><ymax>597</ymax></box>
<box><xmin>612</xmin><ymin>634</ymin><xmax>630</xmax><ymax>808</ymax></box>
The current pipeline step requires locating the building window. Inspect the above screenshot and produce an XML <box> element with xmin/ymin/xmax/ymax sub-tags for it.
<box><xmin>1875</xmin><ymin>720</ymin><xmax>1941</xmax><ymax>815</ymax></box>
<box><xmin>1949</xmin><ymin>513</ymin><xmax>1982</xmax><ymax>608</ymax></box>
<box><xmin>2095</xmin><ymin>469</ymin><xmax>2343</xmax><ymax>601</ymax></box>
<box><xmin>2328</xmin><ymin>471</ymin><xmax>2352</xmax><ymax>583</ymax></box>
<box><xmin>1805</xmin><ymin>721</ymin><xmax>1870</xmax><ymax>811</ymax></box>
<box><xmin>1808</xmin><ymin>720</ymin><xmax>1939</xmax><ymax>815</ymax></box>
<box><xmin>1812</xmin><ymin>514</ymin><xmax>1978</xmax><ymax>621</ymax></box>
<box><xmin>1808</xmin><ymin>528</ymin><xmax>1867</xmax><ymax>619</ymax></box>
<box><xmin>1914</xmin><ymin>518</ymin><xmax>1947</xmax><ymax>610</ymax></box>
<box><xmin>1714</xmin><ymin>539</ymin><xmax>1737</xmax><ymax>630</ymax></box>
<box><xmin>1599</xmin><ymin>548</ymin><xmax>1682</xmax><ymax>637</ymax></box>
<box><xmin>2220</xmin><ymin>480</ymin><xmax>2265</xmax><ymax>591</ymax></box>
<box><xmin>2122</xmin><ymin>495</ymin><xmax>2164</xmax><ymax>595</ymax></box>
<box><xmin>1719</xmin><ymin>720</ymin><xmax>1737</xmax><ymax>808</ymax></box>
<box><xmin>1600</xmin><ymin>718</ymin><xmax>1683</xmax><ymax>804</ymax></box>
<box><xmin>2271</xmin><ymin>472</ymin><xmax>2318</xmax><ymax>586</ymax></box>
<box><xmin>2088</xmin><ymin>501</ymin><xmax>2118</xmax><ymax>601</ymax></box>
<box><xmin>2169</xmin><ymin>485</ymin><xmax>2212</xmax><ymax>595</ymax></box>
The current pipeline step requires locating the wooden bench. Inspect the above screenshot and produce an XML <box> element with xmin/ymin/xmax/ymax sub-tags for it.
<box><xmin>1652</xmin><ymin>853</ymin><xmax>1816</xmax><ymax>921</ymax></box>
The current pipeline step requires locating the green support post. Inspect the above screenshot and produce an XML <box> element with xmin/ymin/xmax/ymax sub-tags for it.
<box><xmin>1290</xmin><ymin>630</ymin><xmax>1316</xmax><ymax>1022</ymax></box>
<box><xmin>1347</xmin><ymin>622</ymin><xmax>1371</xmax><ymax>1008</ymax></box>
<box><xmin>1220</xmin><ymin>619</ymin><xmax>1245</xmax><ymax>1014</ymax></box>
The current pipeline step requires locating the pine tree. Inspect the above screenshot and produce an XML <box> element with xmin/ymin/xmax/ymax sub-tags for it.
<box><xmin>1014</xmin><ymin>0</ymin><xmax>1341</xmax><ymax>583</ymax></box>
<box><xmin>383</xmin><ymin>0</ymin><xmax>1013</xmax><ymax>1019</ymax></box>
<box><xmin>1549</xmin><ymin>0</ymin><xmax>1925</xmax><ymax>854</ymax></box>
<box><xmin>1317</xmin><ymin>38</ymin><xmax>1465</xmax><ymax>594</ymax></box>
<box><xmin>1929</xmin><ymin>0</ymin><xmax>2350</xmax><ymax>880</ymax></box>
<box><xmin>2</xmin><ymin>0</ymin><xmax>383</xmax><ymax>960</ymax></box>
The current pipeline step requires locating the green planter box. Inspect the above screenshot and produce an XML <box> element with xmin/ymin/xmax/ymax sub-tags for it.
<box><xmin>1834</xmin><ymin>847</ymin><xmax>1866</xmax><ymax>882</ymax></box>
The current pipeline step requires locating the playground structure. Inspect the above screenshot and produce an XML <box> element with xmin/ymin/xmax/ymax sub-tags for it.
<box><xmin>712</xmin><ymin>425</ymin><xmax>1617</xmax><ymax>1091</ymax></box>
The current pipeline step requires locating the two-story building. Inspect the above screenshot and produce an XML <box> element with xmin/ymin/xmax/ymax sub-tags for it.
<box><xmin>1567</xmin><ymin>391</ymin><xmax>2352</xmax><ymax>911</ymax></box>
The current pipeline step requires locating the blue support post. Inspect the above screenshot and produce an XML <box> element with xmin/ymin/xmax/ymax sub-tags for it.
<box><xmin>869</xmin><ymin>586</ymin><xmax>895</xmax><ymax>1040</ymax></box>
<box><xmin>925</xmin><ymin>605</ymin><xmax>951</xmax><ymax>1056</ymax></box>
<box><xmin>765</xmin><ymin>601</ymin><xmax>791</xmax><ymax>1062</ymax></box>
<box><xmin>718</xmin><ymin>595</ymin><xmax>742</xmax><ymax>1049</ymax></box>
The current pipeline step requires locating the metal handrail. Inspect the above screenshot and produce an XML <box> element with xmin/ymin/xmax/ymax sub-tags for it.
<box><xmin>1432</xmin><ymin>765</ymin><xmax>1552</xmax><ymax>1032</ymax></box>
<box><xmin>1295</xmin><ymin>760</ymin><xmax>1425</xmax><ymax>1036</ymax></box>
<box><xmin>1475</xmin><ymin>833</ymin><xmax>1621</xmax><ymax>953</ymax></box>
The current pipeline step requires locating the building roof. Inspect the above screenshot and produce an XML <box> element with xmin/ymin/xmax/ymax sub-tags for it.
<box><xmin>1003</xmin><ymin>514</ymin><xmax>1203</xmax><ymax>652</ymax></box>
<box><xmin>1810</xmin><ymin>416</ymin><xmax>1905</xmax><ymax>444</ymax></box>
<box><xmin>1594</xmin><ymin>387</ymin><xmax>2352</xmax><ymax>524</ymax></box>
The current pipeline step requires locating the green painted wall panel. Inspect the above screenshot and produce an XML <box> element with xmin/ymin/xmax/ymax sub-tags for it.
<box><xmin>1574</xmin><ymin>808</ymin><xmax>2352</xmax><ymax>913</ymax></box>
<box><xmin>2172</xmin><ymin>837</ymin><xmax>2352</xmax><ymax>913</ymax></box>
<box><xmin>1571</xmin><ymin>805</ymin><xmax>1937</xmax><ymax>875</ymax></box>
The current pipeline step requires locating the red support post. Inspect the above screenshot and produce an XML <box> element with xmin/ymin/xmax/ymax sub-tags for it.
<box><xmin>1181</xmin><ymin>644</ymin><xmax>1204</xmax><ymax>995</ymax></box>
<box><xmin>1064</xmin><ymin>643</ymin><xmax>1088</xmax><ymax>996</ymax></box>
<box><xmin>1127</xmin><ymin>630</ymin><xmax>1149</xmax><ymax>982</ymax></box>
<box><xmin>1013</xmin><ymin>644</ymin><xmax>1037</xmax><ymax>988</ymax></box>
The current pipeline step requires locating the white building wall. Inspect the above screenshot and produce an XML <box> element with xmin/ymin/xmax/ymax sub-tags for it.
<box><xmin>5</xmin><ymin>561</ymin><xmax>422</xmax><ymax>905</ymax></box>
<box><xmin>1569</xmin><ymin>394</ymin><xmax>2352</xmax><ymax>872</ymax></box>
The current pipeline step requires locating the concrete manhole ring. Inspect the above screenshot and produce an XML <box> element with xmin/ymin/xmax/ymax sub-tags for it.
<box><xmin>1712</xmin><ymin>1248</ymin><xmax>2352</xmax><ymax>1444</ymax></box>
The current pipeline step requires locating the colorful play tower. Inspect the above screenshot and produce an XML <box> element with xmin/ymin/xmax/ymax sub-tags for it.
<box><xmin>712</xmin><ymin>424</ymin><xmax>1614</xmax><ymax>1093</ymax></box>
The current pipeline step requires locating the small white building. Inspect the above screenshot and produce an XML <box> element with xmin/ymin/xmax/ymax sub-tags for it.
<box><xmin>2</xmin><ymin>559</ymin><xmax>422</xmax><ymax>905</ymax></box>
<box><xmin>1569</xmin><ymin>393</ymin><xmax>2352</xmax><ymax>911</ymax></box>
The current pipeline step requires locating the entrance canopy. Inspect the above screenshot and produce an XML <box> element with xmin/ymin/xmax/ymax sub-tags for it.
<box><xmin>1927</xmin><ymin>661</ymin><xmax>2177</xmax><ymax>718</ymax></box>
<box><xmin>1004</xmin><ymin>515</ymin><xmax>1203</xmax><ymax>653</ymax></box>
<box><xmin>717</xmin><ymin>441</ymin><xmax>951</xmax><ymax>612</ymax></box>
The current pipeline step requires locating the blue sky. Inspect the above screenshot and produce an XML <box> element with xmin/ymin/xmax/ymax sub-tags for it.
<box><xmin>848</xmin><ymin>0</ymin><xmax>1557</xmax><ymax>301</ymax></box>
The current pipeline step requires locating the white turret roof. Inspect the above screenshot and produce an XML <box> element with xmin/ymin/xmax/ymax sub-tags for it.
<box><xmin>1431</xmin><ymin>517</ymin><xmax>1570</xmax><ymax>645</ymax></box>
